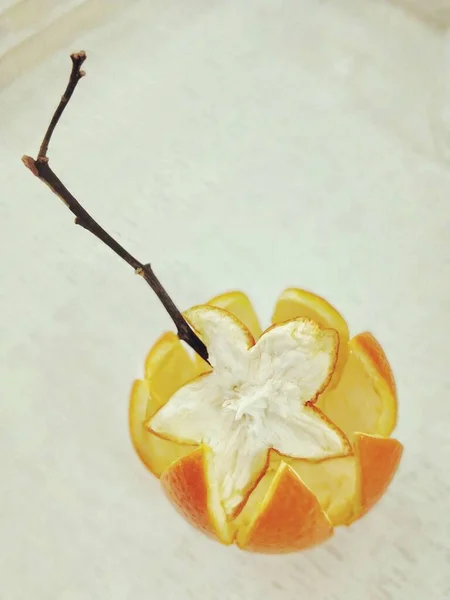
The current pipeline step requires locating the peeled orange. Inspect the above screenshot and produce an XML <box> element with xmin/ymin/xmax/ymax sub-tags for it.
<box><xmin>129</xmin><ymin>288</ymin><xmax>402</xmax><ymax>553</ymax></box>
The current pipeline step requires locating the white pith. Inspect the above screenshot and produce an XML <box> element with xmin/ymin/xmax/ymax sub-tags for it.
<box><xmin>149</xmin><ymin>307</ymin><xmax>349</xmax><ymax>516</ymax></box>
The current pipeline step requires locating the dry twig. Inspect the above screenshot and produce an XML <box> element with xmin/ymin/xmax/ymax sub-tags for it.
<box><xmin>22</xmin><ymin>51</ymin><xmax>209</xmax><ymax>363</ymax></box>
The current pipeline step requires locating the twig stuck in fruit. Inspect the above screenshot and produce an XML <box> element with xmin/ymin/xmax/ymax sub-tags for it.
<box><xmin>21</xmin><ymin>51</ymin><xmax>209</xmax><ymax>363</ymax></box>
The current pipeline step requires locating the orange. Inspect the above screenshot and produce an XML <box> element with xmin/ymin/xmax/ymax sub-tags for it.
<box><xmin>129</xmin><ymin>288</ymin><xmax>402</xmax><ymax>553</ymax></box>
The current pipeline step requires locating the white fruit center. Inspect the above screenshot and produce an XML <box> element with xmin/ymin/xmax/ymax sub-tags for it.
<box><xmin>150</xmin><ymin>309</ymin><xmax>349</xmax><ymax>517</ymax></box>
<box><xmin>206</xmin><ymin>376</ymin><xmax>344</xmax><ymax>513</ymax></box>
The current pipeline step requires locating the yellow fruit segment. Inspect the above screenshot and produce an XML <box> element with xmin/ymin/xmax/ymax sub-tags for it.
<box><xmin>271</xmin><ymin>288</ymin><xmax>349</xmax><ymax>389</ymax></box>
<box><xmin>236</xmin><ymin>462</ymin><xmax>333</xmax><ymax>553</ymax></box>
<box><xmin>191</xmin><ymin>291</ymin><xmax>261</xmax><ymax>373</ymax></box>
<box><xmin>317</xmin><ymin>332</ymin><xmax>397</xmax><ymax>440</ymax></box>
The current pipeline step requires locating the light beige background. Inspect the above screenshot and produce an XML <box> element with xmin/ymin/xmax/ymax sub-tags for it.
<box><xmin>1</xmin><ymin>1</ymin><xmax>449</xmax><ymax>599</ymax></box>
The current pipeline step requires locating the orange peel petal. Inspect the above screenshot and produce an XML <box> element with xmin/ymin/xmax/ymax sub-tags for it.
<box><xmin>354</xmin><ymin>433</ymin><xmax>403</xmax><ymax>518</ymax></box>
<box><xmin>352</xmin><ymin>332</ymin><xmax>397</xmax><ymax>400</ymax></box>
<box><xmin>206</xmin><ymin>290</ymin><xmax>262</xmax><ymax>340</ymax></box>
<box><xmin>236</xmin><ymin>462</ymin><xmax>333</xmax><ymax>554</ymax></box>
<box><xmin>318</xmin><ymin>332</ymin><xmax>398</xmax><ymax>440</ymax></box>
<box><xmin>184</xmin><ymin>304</ymin><xmax>254</xmax><ymax>380</ymax></box>
<box><xmin>144</xmin><ymin>332</ymin><xmax>201</xmax><ymax>408</ymax></box>
<box><xmin>144</xmin><ymin>332</ymin><xmax>179</xmax><ymax>376</ymax></box>
<box><xmin>130</xmin><ymin>333</ymin><xmax>201</xmax><ymax>477</ymax></box>
<box><xmin>129</xmin><ymin>379</ymin><xmax>195</xmax><ymax>477</ymax></box>
<box><xmin>160</xmin><ymin>447</ymin><xmax>233</xmax><ymax>544</ymax></box>
<box><xmin>280</xmin><ymin>454</ymin><xmax>357</xmax><ymax>526</ymax></box>
<box><xmin>284</xmin><ymin>403</ymin><xmax>352</xmax><ymax>457</ymax></box>
<box><xmin>271</xmin><ymin>287</ymin><xmax>349</xmax><ymax>389</ymax></box>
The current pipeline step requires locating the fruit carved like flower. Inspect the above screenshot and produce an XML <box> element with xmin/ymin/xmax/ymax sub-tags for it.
<box><xmin>130</xmin><ymin>289</ymin><xmax>403</xmax><ymax>553</ymax></box>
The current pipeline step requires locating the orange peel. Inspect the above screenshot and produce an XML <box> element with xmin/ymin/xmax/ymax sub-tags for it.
<box><xmin>317</xmin><ymin>332</ymin><xmax>398</xmax><ymax>439</ymax></box>
<box><xmin>236</xmin><ymin>461</ymin><xmax>333</xmax><ymax>553</ymax></box>
<box><xmin>129</xmin><ymin>288</ymin><xmax>402</xmax><ymax>553</ymax></box>
<box><xmin>160</xmin><ymin>447</ymin><xmax>233</xmax><ymax>544</ymax></box>
<box><xmin>354</xmin><ymin>433</ymin><xmax>403</xmax><ymax>518</ymax></box>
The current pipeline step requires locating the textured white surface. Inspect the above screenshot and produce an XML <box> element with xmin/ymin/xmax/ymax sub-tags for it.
<box><xmin>390</xmin><ymin>0</ymin><xmax>450</xmax><ymax>26</ymax></box>
<box><xmin>1</xmin><ymin>0</ymin><xmax>450</xmax><ymax>598</ymax></box>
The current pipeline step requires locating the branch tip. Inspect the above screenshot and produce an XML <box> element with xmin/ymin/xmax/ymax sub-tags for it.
<box><xmin>71</xmin><ymin>51</ymin><xmax>87</xmax><ymax>63</ymax></box>
<box><xmin>22</xmin><ymin>155</ymin><xmax>38</xmax><ymax>175</ymax></box>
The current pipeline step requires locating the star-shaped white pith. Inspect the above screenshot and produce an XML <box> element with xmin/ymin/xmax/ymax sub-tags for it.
<box><xmin>149</xmin><ymin>306</ymin><xmax>349</xmax><ymax>516</ymax></box>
